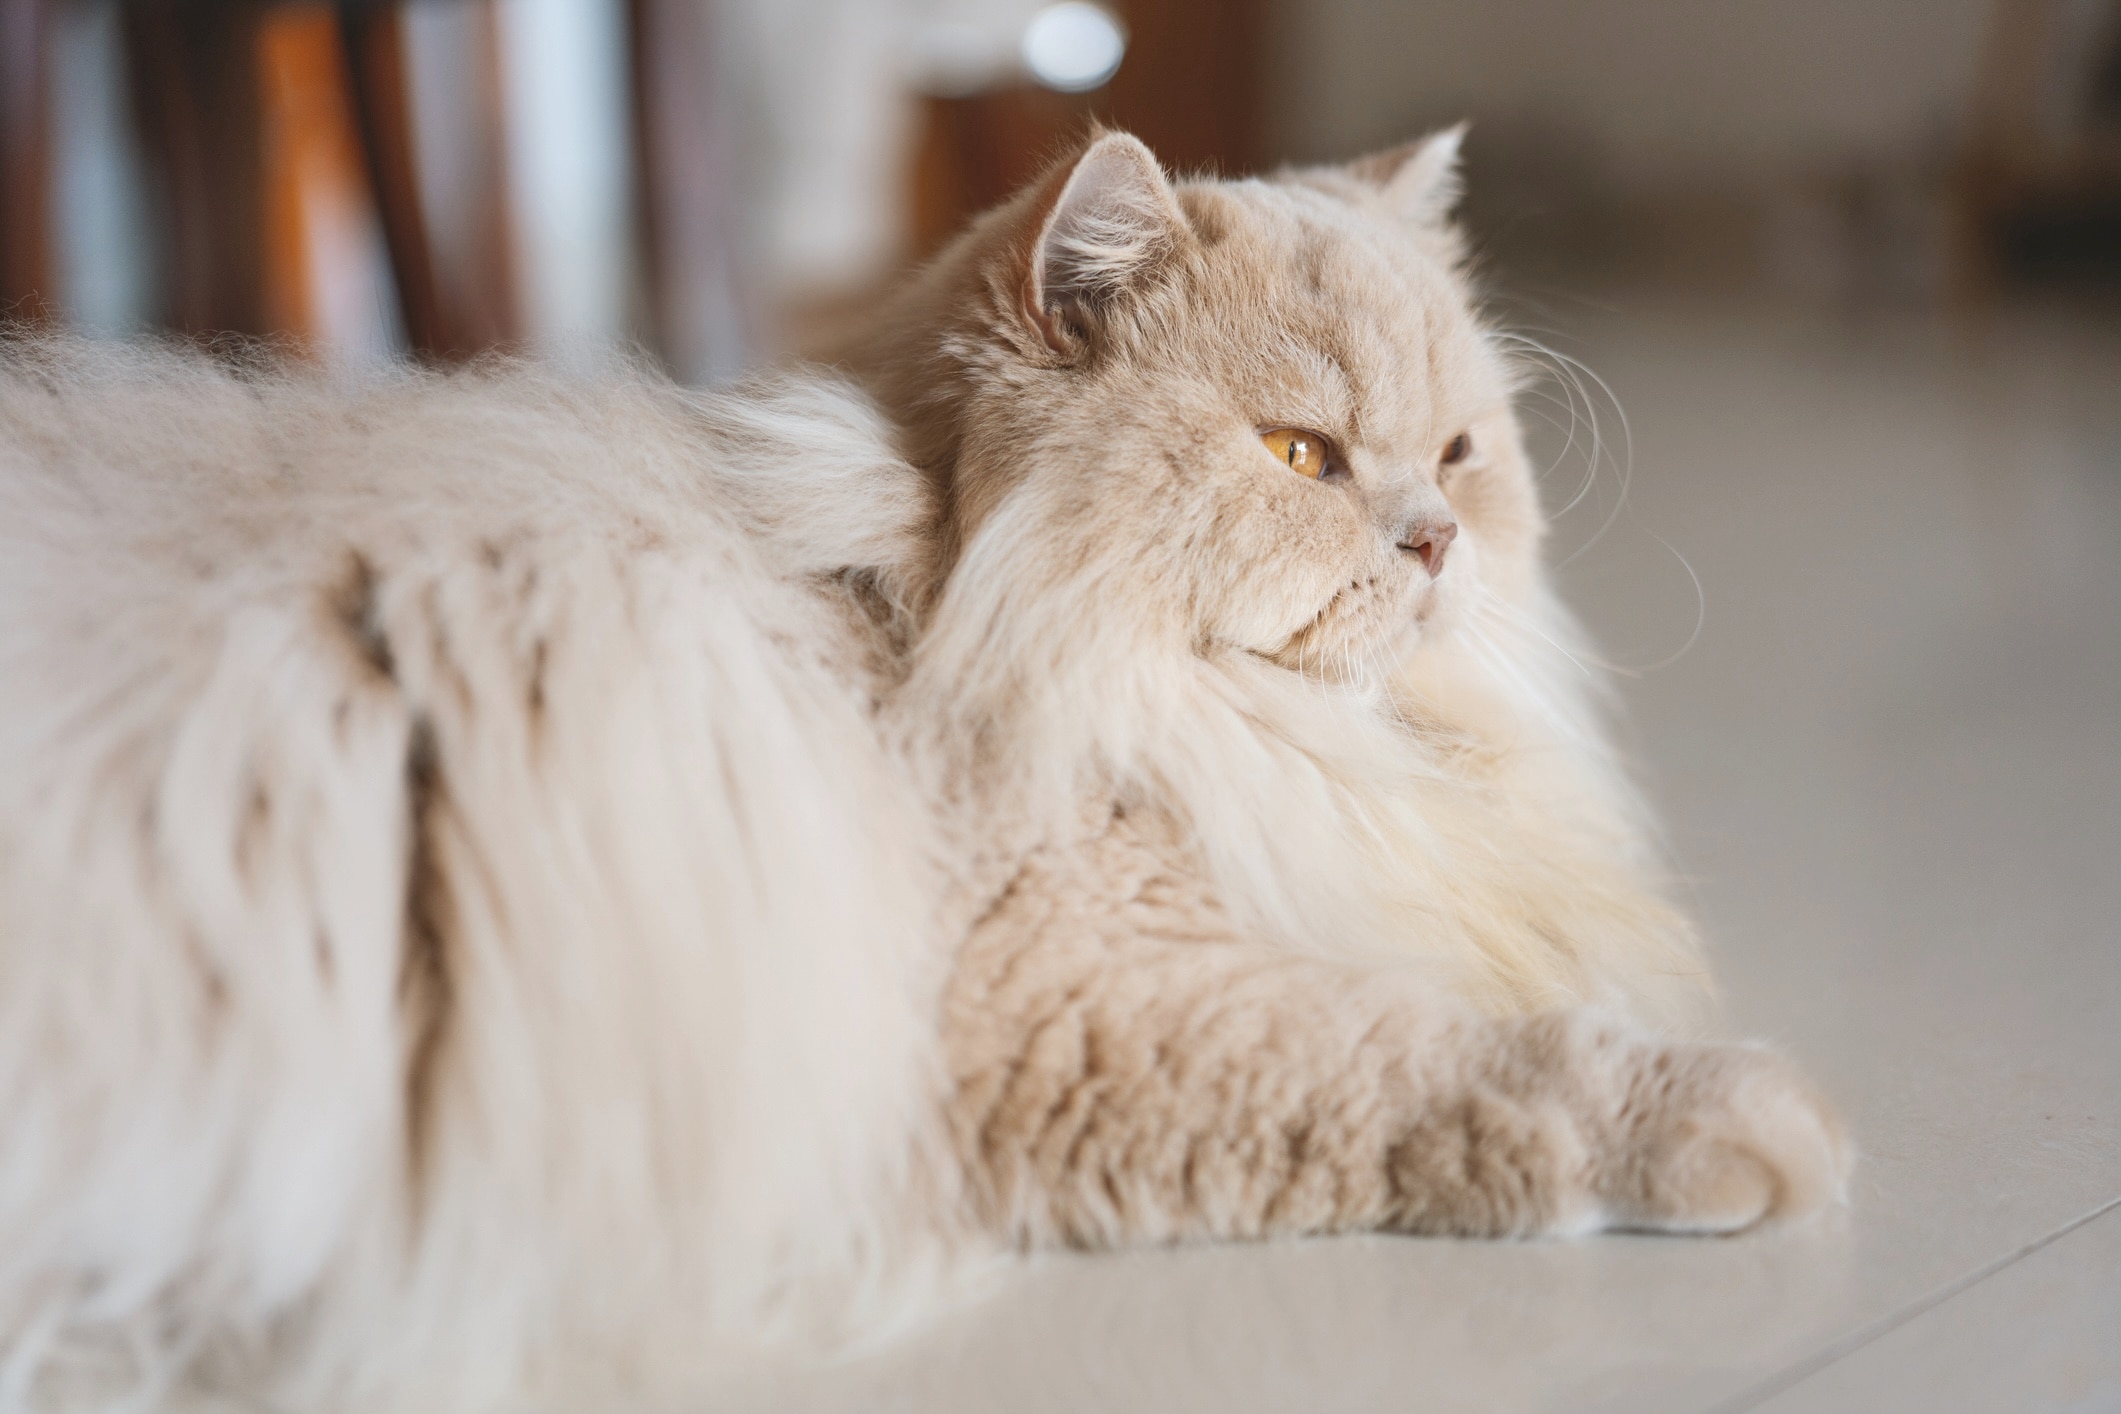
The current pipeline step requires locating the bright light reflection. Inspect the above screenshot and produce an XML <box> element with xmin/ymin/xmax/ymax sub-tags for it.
<box><xmin>1022</xmin><ymin>2</ymin><xmax>1126</xmax><ymax>93</ymax></box>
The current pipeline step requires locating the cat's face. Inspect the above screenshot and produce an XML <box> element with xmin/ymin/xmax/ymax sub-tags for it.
<box><xmin>894</xmin><ymin>130</ymin><xmax>1540</xmax><ymax>687</ymax></box>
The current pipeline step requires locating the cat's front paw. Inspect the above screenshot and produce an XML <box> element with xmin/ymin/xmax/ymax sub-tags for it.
<box><xmin>1591</xmin><ymin>1035</ymin><xmax>1852</xmax><ymax>1235</ymax></box>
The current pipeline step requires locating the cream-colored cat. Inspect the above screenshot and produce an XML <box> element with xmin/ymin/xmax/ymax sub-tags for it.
<box><xmin>0</xmin><ymin>130</ymin><xmax>1845</xmax><ymax>1410</ymax></box>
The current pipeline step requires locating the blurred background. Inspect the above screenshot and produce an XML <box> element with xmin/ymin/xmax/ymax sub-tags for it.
<box><xmin>2</xmin><ymin>0</ymin><xmax>2118</xmax><ymax>375</ymax></box>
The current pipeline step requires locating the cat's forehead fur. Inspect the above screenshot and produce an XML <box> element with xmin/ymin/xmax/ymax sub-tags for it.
<box><xmin>1149</xmin><ymin>173</ymin><xmax>1508</xmax><ymax>454</ymax></box>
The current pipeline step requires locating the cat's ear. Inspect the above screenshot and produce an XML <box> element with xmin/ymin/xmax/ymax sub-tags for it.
<box><xmin>1344</xmin><ymin>123</ymin><xmax>1468</xmax><ymax>227</ymax></box>
<box><xmin>1017</xmin><ymin>131</ymin><xmax>1188</xmax><ymax>356</ymax></box>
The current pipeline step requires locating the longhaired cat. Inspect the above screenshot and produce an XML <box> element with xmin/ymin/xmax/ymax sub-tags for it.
<box><xmin>0</xmin><ymin>129</ymin><xmax>1847</xmax><ymax>1410</ymax></box>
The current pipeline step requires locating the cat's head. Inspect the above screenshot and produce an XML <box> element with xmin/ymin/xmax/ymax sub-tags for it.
<box><xmin>862</xmin><ymin>127</ymin><xmax>1541</xmax><ymax>690</ymax></box>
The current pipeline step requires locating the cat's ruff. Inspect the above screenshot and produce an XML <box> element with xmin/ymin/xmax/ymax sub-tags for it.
<box><xmin>0</xmin><ymin>130</ymin><xmax>1846</xmax><ymax>1410</ymax></box>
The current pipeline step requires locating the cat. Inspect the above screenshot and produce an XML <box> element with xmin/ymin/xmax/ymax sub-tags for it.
<box><xmin>0</xmin><ymin>128</ymin><xmax>1847</xmax><ymax>1411</ymax></box>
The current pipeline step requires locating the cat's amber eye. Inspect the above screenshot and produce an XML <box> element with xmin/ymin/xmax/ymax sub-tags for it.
<box><xmin>1441</xmin><ymin>432</ymin><xmax>1472</xmax><ymax>465</ymax></box>
<box><xmin>1261</xmin><ymin>428</ymin><xmax>1330</xmax><ymax>480</ymax></box>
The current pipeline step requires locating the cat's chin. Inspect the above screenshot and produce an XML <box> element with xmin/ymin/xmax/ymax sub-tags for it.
<box><xmin>1379</xmin><ymin>605</ymin><xmax>1440</xmax><ymax>670</ymax></box>
<box><xmin>1357</xmin><ymin>579</ymin><xmax>1468</xmax><ymax>678</ymax></box>
<box><xmin>1410</xmin><ymin>572</ymin><xmax>1472</xmax><ymax>637</ymax></box>
<box><xmin>1256</xmin><ymin>615</ymin><xmax>1433</xmax><ymax>689</ymax></box>
<box><xmin>1251</xmin><ymin>574</ymin><xmax>1444</xmax><ymax>687</ymax></box>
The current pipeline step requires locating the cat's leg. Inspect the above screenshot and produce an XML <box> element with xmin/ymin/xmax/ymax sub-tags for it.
<box><xmin>945</xmin><ymin>845</ymin><xmax>1847</xmax><ymax>1248</ymax></box>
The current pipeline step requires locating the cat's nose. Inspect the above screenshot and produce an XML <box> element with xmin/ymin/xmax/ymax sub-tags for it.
<box><xmin>1398</xmin><ymin>516</ymin><xmax>1458</xmax><ymax>577</ymax></box>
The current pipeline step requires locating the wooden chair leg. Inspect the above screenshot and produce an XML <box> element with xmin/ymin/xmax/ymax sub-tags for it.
<box><xmin>340</xmin><ymin>0</ymin><xmax>521</xmax><ymax>359</ymax></box>
<box><xmin>0</xmin><ymin>0</ymin><xmax>55</xmax><ymax>323</ymax></box>
<box><xmin>450</xmin><ymin>0</ymin><xmax>519</xmax><ymax>353</ymax></box>
<box><xmin>123</xmin><ymin>0</ymin><xmax>267</xmax><ymax>338</ymax></box>
<box><xmin>338</xmin><ymin>0</ymin><xmax>451</xmax><ymax>357</ymax></box>
<box><xmin>627</xmin><ymin>0</ymin><xmax>742</xmax><ymax>380</ymax></box>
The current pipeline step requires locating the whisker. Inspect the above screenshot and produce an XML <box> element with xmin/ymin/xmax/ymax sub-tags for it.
<box><xmin>1543</xmin><ymin>350</ymin><xmax>1633</xmax><ymax>568</ymax></box>
<box><xmin>1494</xmin><ymin>331</ymin><xmax>1601</xmax><ymax>520</ymax></box>
<box><xmin>1491</xmin><ymin>327</ymin><xmax>1703</xmax><ymax>677</ymax></box>
<box><xmin>1470</xmin><ymin>589</ymin><xmax>1625</xmax><ymax>679</ymax></box>
<box><xmin>1478</xmin><ymin>603</ymin><xmax>1601</xmax><ymax>679</ymax></box>
<box><xmin>1630</xmin><ymin>528</ymin><xmax>1707</xmax><ymax>673</ymax></box>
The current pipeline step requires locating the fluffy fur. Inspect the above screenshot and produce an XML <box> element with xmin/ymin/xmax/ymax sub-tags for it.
<box><xmin>0</xmin><ymin>131</ymin><xmax>1846</xmax><ymax>1410</ymax></box>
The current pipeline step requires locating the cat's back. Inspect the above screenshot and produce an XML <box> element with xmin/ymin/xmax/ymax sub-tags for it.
<box><xmin>0</xmin><ymin>337</ymin><xmax>931</xmax><ymax>724</ymax></box>
<box><xmin>0</xmin><ymin>337</ymin><xmax>939</xmax><ymax>969</ymax></box>
<box><xmin>0</xmin><ymin>336</ymin><xmax>741</xmax><ymax>603</ymax></box>
<box><xmin>0</xmin><ymin>338</ymin><xmax>784</xmax><ymax>822</ymax></box>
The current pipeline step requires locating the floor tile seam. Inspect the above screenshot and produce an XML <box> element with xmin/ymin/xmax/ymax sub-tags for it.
<box><xmin>1701</xmin><ymin>1192</ymin><xmax>2121</xmax><ymax>1414</ymax></box>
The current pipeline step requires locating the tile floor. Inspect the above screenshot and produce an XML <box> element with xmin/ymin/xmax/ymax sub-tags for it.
<box><xmin>717</xmin><ymin>293</ymin><xmax>2121</xmax><ymax>1413</ymax></box>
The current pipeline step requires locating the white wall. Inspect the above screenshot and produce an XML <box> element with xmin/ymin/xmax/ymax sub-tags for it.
<box><xmin>1275</xmin><ymin>0</ymin><xmax>1996</xmax><ymax>180</ymax></box>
